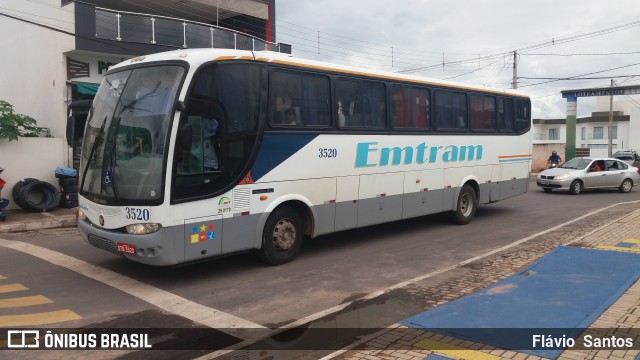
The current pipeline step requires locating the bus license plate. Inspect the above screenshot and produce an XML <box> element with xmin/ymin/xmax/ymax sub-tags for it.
<box><xmin>117</xmin><ymin>242</ymin><xmax>136</xmax><ymax>255</ymax></box>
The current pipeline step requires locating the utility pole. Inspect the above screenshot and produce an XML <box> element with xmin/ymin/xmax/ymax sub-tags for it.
<box><xmin>512</xmin><ymin>50</ymin><xmax>518</xmax><ymax>89</ymax></box>
<box><xmin>608</xmin><ymin>78</ymin><xmax>614</xmax><ymax>156</ymax></box>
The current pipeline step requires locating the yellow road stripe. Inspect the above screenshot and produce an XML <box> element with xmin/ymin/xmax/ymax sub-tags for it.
<box><xmin>414</xmin><ymin>338</ymin><xmax>501</xmax><ymax>360</ymax></box>
<box><xmin>623</xmin><ymin>238</ymin><xmax>640</xmax><ymax>244</ymax></box>
<box><xmin>0</xmin><ymin>309</ymin><xmax>81</xmax><ymax>326</ymax></box>
<box><xmin>596</xmin><ymin>245</ymin><xmax>640</xmax><ymax>253</ymax></box>
<box><xmin>0</xmin><ymin>283</ymin><xmax>28</xmax><ymax>293</ymax></box>
<box><xmin>0</xmin><ymin>295</ymin><xmax>53</xmax><ymax>309</ymax></box>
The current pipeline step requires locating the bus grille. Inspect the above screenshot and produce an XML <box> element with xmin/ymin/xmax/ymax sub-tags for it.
<box><xmin>87</xmin><ymin>234</ymin><xmax>119</xmax><ymax>254</ymax></box>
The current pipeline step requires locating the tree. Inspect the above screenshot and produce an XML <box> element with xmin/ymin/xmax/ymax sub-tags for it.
<box><xmin>0</xmin><ymin>100</ymin><xmax>46</xmax><ymax>141</ymax></box>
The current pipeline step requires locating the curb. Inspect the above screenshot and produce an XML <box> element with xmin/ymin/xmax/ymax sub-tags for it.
<box><xmin>0</xmin><ymin>216</ymin><xmax>77</xmax><ymax>234</ymax></box>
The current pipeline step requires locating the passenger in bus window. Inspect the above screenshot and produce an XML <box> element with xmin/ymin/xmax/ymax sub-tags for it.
<box><xmin>201</xmin><ymin>118</ymin><xmax>219</xmax><ymax>170</ymax></box>
<box><xmin>337</xmin><ymin>100</ymin><xmax>346</xmax><ymax>127</ymax></box>
<box><xmin>285</xmin><ymin>108</ymin><xmax>299</xmax><ymax>125</ymax></box>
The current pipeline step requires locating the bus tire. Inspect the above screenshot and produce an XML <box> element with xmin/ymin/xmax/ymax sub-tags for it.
<box><xmin>259</xmin><ymin>206</ymin><xmax>304</xmax><ymax>265</ymax></box>
<box><xmin>453</xmin><ymin>184</ymin><xmax>477</xmax><ymax>225</ymax></box>
<box><xmin>19</xmin><ymin>180</ymin><xmax>61</xmax><ymax>213</ymax></box>
<box><xmin>12</xmin><ymin>178</ymin><xmax>39</xmax><ymax>210</ymax></box>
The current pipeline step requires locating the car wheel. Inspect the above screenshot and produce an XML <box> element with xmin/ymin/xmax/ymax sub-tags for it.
<box><xmin>619</xmin><ymin>179</ymin><xmax>633</xmax><ymax>193</ymax></box>
<box><xmin>569</xmin><ymin>180</ymin><xmax>582</xmax><ymax>195</ymax></box>
<box><xmin>543</xmin><ymin>188</ymin><xmax>552</xmax><ymax>192</ymax></box>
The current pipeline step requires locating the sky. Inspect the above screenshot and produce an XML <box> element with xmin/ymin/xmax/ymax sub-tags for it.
<box><xmin>275</xmin><ymin>0</ymin><xmax>640</xmax><ymax>119</ymax></box>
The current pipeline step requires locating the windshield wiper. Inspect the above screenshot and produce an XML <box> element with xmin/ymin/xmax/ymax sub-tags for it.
<box><xmin>107</xmin><ymin>136</ymin><xmax>121</xmax><ymax>202</ymax></box>
<box><xmin>79</xmin><ymin>115</ymin><xmax>108</xmax><ymax>195</ymax></box>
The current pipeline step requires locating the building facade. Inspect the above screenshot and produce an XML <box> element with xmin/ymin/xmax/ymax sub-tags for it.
<box><xmin>532</xmin><ymin>97</ymin><xmax>640</xmax><ymax>171</ymax></box>
<box><xmin>0</xmin><ymin>0</ymin><xmax>283</xmax><ymax>209</ymax></box>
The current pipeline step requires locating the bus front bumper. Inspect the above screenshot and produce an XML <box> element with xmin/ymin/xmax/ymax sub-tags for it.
<box><xmin>78</xmin><ymin>220</ymin><xmax>182</xmax><ymax>266</ymax></box>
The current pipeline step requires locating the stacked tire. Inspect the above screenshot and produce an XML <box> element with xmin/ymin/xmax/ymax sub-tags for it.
<box><xmin>57</xmin><ymin>173</ymin><xmax>78</xmax><ymax>208</ymax></box>
<box><xmin>12</xmin><ymin>178</ymin><xmax>61</xmax><ymax>213</ymax></box>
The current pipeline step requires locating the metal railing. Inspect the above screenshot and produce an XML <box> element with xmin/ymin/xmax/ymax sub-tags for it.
<box><xmin>95</xmin><ymin>7</ymin><xmax>285</xmax><ymax>53</ymax></box>
<box><xmin>532</xmin><ymin>133</ymin><xmax>562</xmax><ymax>141</ymax></box>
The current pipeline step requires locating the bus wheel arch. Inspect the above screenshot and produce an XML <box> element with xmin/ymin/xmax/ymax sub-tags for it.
<box><xmin>453</xmin><ymin>181</ymin><xmax>479</xmax><ymax>225</ymax></box>
<box><xmin>257</xmin><ymin>200</ymin><xmax>314</xmax><ymax>265</ymax></box>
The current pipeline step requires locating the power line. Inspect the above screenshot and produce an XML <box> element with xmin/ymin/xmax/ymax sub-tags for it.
<box><xmin>519</xmin><ymin>61</ymin><xmax>640</xmax><ymax>88</ymax></box>
<box><xmin>520</xmin><ymin>74</ymin><xmax>640</xmax><ymax>80</ymax></box>
<box><xmin>523</xmin><ymin>51</ymin><xmax>640</xmax><ymax>57</ymax></box>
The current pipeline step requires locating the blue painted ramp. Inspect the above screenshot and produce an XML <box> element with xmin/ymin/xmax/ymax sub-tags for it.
<box><xmin>402</xmin><ymin>246</ymin><xmax>640</xmax><ymax>358</ymax></box>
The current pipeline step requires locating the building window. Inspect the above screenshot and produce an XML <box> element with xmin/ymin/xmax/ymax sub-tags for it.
<box><xmin>593</xmin><ymin>127</ymin><xmax>604</xmax><ymax>140</ymax></box>
<box><xmin>549</xmin><ymin>128</ymin><xmax>559</xmax><ymax>140</ymax></box>
<box><xmin>611</xmin><ymin>126</ymin><xmax>618</xmax><ymax>140</ymax></box>
<box><xmin>581</xmin><ymin>127</ymin><xmax>586</xmax><ymax>140</ymax></box>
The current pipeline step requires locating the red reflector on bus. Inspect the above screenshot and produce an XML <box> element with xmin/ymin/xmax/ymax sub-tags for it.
<box><xmin>241</xmin><ymin>211</ymin><xmax>250</xmax><ymax>216</ymax></box>
<box><xmin>447</xmin><ymin>185</ymin><xmax>452</xmax><ymax>188</ymax></box>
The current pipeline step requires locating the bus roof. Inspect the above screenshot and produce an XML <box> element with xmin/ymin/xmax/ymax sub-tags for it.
<box><xmin>113</xmin><ymin>48</ymin><xmax>529</xmax><ymax>99</ymax></box>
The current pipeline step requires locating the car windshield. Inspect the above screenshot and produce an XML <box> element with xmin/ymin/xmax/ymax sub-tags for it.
<box><xmin>615</xmin><ymin>155</ymin><xmax>633</xmax><ymax>160</ymax></box>
<box><xmin>559</xmin><ymin>158</ymin><xmax>590</xmax><ymax>170</ymax></box>
<box><xmin>79</xmin><ymin>65</ymin><xmax>185</xmax><ymax>204</ymax></box>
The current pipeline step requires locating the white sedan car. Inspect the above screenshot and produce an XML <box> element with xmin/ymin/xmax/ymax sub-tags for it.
<box><xmin>537</xmin><ymin>157</ymin><xmax>640</xmax><ymax>195</ymax></box>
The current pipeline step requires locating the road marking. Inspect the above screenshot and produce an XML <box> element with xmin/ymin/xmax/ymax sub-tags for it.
<box><xmin>0</xmin><ymin>283</ymin><xmax>28</xmax><ymax>293</ymax></box>
<box><xmin>623</xmin><ymin>238</ymin><xmax>640</xmax><ymax>244</ymax></box>
<box><xmin>0</xmin><ymin>274</ymin><xmax>6</xmax><ymax>280</ymax></box>
<box><xmin>414</xmin><ymin>338</ymin><xmax>500</xmax><ymax>360</ymax></box>
<box><xmin>596</xmin><ymin>245</ymin><xmax>640</xmax><ymax>253</ymax></box>
<box><xmin>0</xmin><ymin>309</ymin><xmax>81</xmax><ymax>326</ymax></box>
<box><xmin>0</xmin><ymin>238</ymin><xmax>266</xmax><ymax>340</ymax></box>
<box><xmin>0</xmin><ymin>295</ymin><xmax>53</xmax><ymax>308</ymax></box>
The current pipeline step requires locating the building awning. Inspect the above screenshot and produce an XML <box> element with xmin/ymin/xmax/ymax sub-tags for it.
<box><xmin>69</xmin><ymin>81</ymin><xmax>100</xmax><ymax>96</ymax></box>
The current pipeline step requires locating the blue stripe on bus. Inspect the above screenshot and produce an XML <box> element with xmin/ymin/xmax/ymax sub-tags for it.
<box><xmin>250</xmin><ymin>134</ymin><xmax>318</xmax><ymax>182</ymax></box>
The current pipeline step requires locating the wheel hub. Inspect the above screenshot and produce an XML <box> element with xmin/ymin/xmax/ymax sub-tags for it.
<box><xmin>273</xmin><ymin>219</ymin><xmax>296</xmax><ymax>251</ymax></box>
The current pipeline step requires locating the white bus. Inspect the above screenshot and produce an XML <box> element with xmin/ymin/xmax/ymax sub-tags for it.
<box><xmin>77</xmin><ymin>49</ymin><xmax>532</xmax><ymax>266</ymax></box>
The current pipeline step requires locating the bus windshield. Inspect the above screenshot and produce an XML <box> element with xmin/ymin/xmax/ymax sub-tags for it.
<box><xmin>80</xmin><ymin>65</ymin><xmax>185</xmax><ymax>204</ymax></box>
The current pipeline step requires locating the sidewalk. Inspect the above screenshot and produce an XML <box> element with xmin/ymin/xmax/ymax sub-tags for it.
<box><xmin>0</xmin><ymin>207</ymin><xmax>77</xmax><ymax>233</ymax></box>
<box><xmin>331</xmin><ymin>207</ymin><xmax>640</xmax><ymax>360</ymax></box>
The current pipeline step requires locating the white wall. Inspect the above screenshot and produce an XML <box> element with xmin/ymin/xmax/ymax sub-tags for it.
<box><xmin>0</xmin><ymin>138</ymin><xmax>69</xmax><ymax>210</ymax></box>
<box><xmin>0</xmin><ymin>1</ymin><xmax>76</xmax><ymax>138</ymax></box>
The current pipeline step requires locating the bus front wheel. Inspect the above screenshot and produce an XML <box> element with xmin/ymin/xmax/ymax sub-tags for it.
<box><xmin>453</xmin><ymin>185</ymin><xmax>478</xmax><ymax>225</ymax></box>
<box><xmin>259</xmin><ymin>206</ymin><xmax>304</xmax><ymax>265</ymax></box>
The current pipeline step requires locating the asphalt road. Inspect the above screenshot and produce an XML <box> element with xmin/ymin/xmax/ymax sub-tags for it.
<box><xmin>1</xmin><ymin>177</ymin><xmax>639</xmax><ymax>357</ymax></box>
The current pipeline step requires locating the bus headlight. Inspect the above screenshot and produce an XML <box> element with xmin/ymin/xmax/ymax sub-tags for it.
<box><xmin>77</xmin><ymin>208</ymin><xmax>87</xmax><ymax>221</ymax></box>
<box><xmin>126</xmin><ymin>223</ymin><xmax>162</xmax><ymax>235</ymax></box>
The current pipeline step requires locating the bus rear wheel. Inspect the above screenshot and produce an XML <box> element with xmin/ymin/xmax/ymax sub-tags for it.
<box><xmin>453</xmin><ymin>184</ymin><xmax>478</xmax><ymax>225</ymax></box>
<box><xmin>259</xmin><ymin>206</ymin><xmax>304</xmax><ymax>265</ymax></box>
